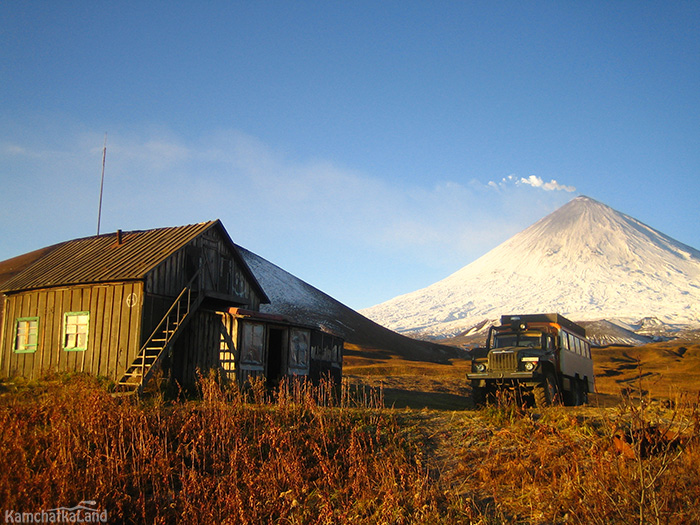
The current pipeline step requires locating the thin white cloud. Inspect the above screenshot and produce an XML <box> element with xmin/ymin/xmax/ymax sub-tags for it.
<box><xmin>0</xmin><ymin>123</ymin><xmax>578</xmax><ymax>307</ymax></box>
<box><xmin>0</xmin><ymin>125</ymin><xmax>576</xmax><ymax>260</ymax></box>
<box><xmin>1</xmin><ymin>143</ymin><xmax>29</xmax><ymax>156</ymax></box>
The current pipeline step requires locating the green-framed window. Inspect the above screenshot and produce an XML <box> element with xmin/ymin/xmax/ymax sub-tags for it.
<box><xmin>63</xmin><ymin>311</ymin><xmax>90</xmax><ymax>351</ymax></box>
<box><xmin>13</xmin><ymin>317</ymin><xmax>39</xmax><ymax>353</ymax></box>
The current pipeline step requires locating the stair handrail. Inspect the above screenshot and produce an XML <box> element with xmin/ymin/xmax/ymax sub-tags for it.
<box><xmin>135</xmin><ymin>268</ymin><xmax>202</xmax><ymax>376</ymax></box>
<box><xmin>124</xmin><ymin>252</ymin><xmax>216</xmax><ymax>390</ymax></box>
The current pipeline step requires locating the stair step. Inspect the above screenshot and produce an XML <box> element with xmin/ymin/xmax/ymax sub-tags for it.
<box><xmin>119</xmin><ymin>285</ymin><xmax>201</xmax><ymax>393</ymax></box>
<box><xmin>133</xmin><ymin>360</ymin><xmax>156</xmax><ymax>366</ymax></box>
<box><xmin>126</xmin><ymin>367</ymin><xmax>151</xmax><ymax>374</ymax></box>
<box><xmin>133</xmin><ymin>357</ymin><xmax>156</xmax><ymax>363</ymax></box>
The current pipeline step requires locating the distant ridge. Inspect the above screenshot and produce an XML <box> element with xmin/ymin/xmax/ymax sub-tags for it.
<box><xmin>360</xmin><ymin>196</ymin><xmax>700</xmax><ymax>340</ymax></box>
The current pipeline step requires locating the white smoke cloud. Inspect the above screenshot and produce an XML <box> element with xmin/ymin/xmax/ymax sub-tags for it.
<box><xmin>519</xmin><ymin>175</ymin><xmax>576</xmax><ymax>192</ymax></box>
<box><xmin>488</xmin><ymin>174</ymin><xmax>576</xmax><ymax>192</ymax></box>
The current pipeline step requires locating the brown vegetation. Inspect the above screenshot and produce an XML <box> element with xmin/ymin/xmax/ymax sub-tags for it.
<box><xmin>594</xmin><ymin>342</ymin><xmax>700</xmax><ymax>403</ymax></box>
<box><xmin>0</xmin><ymin>373</ymin><xmax>459</xmax><ymax>524</ymax></box>
<box><xmin>0</xmin><ymin>340</ymin><xmax>699</xmax><ymax>524</ymax></box>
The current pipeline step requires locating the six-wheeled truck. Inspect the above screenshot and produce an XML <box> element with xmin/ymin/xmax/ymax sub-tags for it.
<box><xmin>467</xmin><ymin>314</ymin><xmax>594</xmax><ymax>407</ymax></box>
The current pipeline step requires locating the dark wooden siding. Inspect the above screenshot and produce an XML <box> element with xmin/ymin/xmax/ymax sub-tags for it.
<box><xmin>146</xmin><ymin>244</ymin><xmax>191</xmax><ymax>299</ymax></box>
<box><xmin>310</xmin><ymin>331</ymin><xmax>343</xmax><ymax>385</ymax></box>
<box><xmin>140</xmin><ymin>294</ymin><xmax>178</xmax><ymax>349</ymax></box>
<box><xmin>1</xmin><ymin>282</ymin><xmax>143</xmax><ymax>380</ymax></box>
<box><xmin>146</xmin><ymin>229</ymin><xmax>262</xmax><ymax>310</ymax></box>
<box><xmin>226</xmin><ymin>314</ymin><xmax>344</xmax><ymax>387</ymax></box>
<box><xmin>170</xmin><ymin>309</ymin><xmax>228</xmax><ymax>388</ymax></box>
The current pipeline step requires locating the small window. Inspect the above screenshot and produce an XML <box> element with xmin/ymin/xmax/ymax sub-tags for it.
<box><xmin>290</xmin><ymin>328</ymin><xmax>310</xmax><ymax>368</ymax></box>
<box><xmin>63</xmin><ymin>311</ymin><xmax>90</xmax><ymax>351</ymax></box>
<box><xmin>546</xmin><ymin>335</ymin><xmax>555</xmax><ymax>351</ymax></box>
<box><xmin>573</xmin><ymin>337</ymin><xmax>581</xmax><ymax>355</ymax></box>
<box><xmin>241</xmin><ymin>322</ymin><xmax>264</xmax><ymax>364</ymax></box>
<box><xmin>14</xmin><ymin>317</ymin><xmax>39</xmax><ymax>353</ymax></box>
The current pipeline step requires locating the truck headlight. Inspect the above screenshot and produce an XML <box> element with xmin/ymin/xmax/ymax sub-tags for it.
<box><xmin>524</xmin><ymin>361</ymin><xmax>537</xmax><ymax>372</ymax></box>
<box><xmin>474</xmin><ymin>363</ymin><xmax>486</xmax><ymax>373</ymax></box>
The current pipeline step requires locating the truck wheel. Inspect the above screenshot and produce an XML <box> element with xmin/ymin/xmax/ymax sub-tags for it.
<box><xmin>580</xmin><ymin>379</ymin><xmax>589</xmax><ymax>405</ymax></box>
<box><xmin>569</xmin><ymin>379</ymin><xmax>583</xmax><ymax>406</ymax></box>
<box><xmin>576</xmin><ymin>379</ymin><xmax>588</xmax><ymax>406</ymax></box>
<box><xmin>534</xmin><ymin>372</ymin><xmax>561</xmax><ymax>408</ymax></box>
<box><xmin>472</xmin><ymin>386</ymin><xmax>487</xmax><ymax>407</ymax></box>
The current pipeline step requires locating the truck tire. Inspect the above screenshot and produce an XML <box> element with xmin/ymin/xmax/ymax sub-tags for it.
<box><xmin>534</xmin><ymin>372</ymin><xmax>561</xmax><ymax>408</ymax></box>
<box><xmin>576</xmin><ymin>378</ymin><xmax>588</xmax><ymax>406</ymax></box>
<box><xmin>472</xmin><ymin>385</ymin><xmax>487</xmax><ymax>407</ymax></box>
<box><xmin>568</xmin><ymin>378</ymin><xmax>583</xmax><ymax>406</ymax></box>
<box><xmin>581</xmin><ymin>379</ymin><xmax>589</xmax><ymax>405</ymax></box>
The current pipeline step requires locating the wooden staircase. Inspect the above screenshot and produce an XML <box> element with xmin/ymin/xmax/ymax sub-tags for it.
<box><xmin>117</xmin><ymin>274</ymin><xmax>204</xmax><ymax>394</ymax></box>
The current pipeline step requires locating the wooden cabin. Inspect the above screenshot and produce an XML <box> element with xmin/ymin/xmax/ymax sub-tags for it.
<box><xmin>0</xmin><ymin>220</ymin><xmax>342</xmax><ymax>392</ymax></box>
<box><xmin>219</xmin><ymin>308</ymin><xmax>343</xmax><ymax>388</ymax></box>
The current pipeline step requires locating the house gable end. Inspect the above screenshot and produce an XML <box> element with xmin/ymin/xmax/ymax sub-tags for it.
<box><xmin>207</xmin><ymin>221</ymin><xmax>270</xmax><ymax>305</ymax></box>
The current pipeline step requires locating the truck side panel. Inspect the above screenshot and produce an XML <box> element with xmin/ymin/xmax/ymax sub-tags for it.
<box><xmin>558</xmin><ymin>331</ymin><xmax>595</xmax><ymax>392</ymax></box>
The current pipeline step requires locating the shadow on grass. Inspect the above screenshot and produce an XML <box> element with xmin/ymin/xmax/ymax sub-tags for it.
<box><xmin>382</xmin><ymin>388</ymin><xmax>471</xmax><ymax>411</ymax></box>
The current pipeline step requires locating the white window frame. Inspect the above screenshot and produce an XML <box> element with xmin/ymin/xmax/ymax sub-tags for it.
<box><xmin>63</xmin><ymin>311</ymin><xmax>90</xmax><ymax>351</ymax></box>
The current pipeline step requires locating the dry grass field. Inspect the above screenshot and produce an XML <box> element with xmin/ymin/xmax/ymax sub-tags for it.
<box><xmin>0</xmin><ymin>341</ymin><xmax>698</xmax><ymax>524</ymax></box>
<box><xmin>344</xmin><ymin>340</ymin><xmax>700</xmax><ymax>409</ymax></box>
<box><xmin>593</xmin><ymin>342</ymin><xmax>700</xmax><ymax>404</ymax></box>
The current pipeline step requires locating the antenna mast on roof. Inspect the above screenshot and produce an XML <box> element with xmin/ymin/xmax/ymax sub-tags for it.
<box><xmin>96</xmin><ymin>133</ymin><xmax>107</xmax><ymax>235</ymax></box>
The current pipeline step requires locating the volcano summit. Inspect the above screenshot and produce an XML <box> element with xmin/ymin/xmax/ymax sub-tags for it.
<box><xmin>361</xmin><ymin>196</ymin><xmax>700</xmax><ymax>339</ymax></box>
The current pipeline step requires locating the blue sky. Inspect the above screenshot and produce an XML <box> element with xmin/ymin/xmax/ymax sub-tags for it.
<box><xmin>2</xmin><ymin>2</ymin><xmax>699</xmax><ymax>310</ymax></box>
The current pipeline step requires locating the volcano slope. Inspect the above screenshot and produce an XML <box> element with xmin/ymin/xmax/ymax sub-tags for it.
<box><xmin>361</xmin><ymin>195</ymin><xmax>700</xmax><ymax>340</ymax></box>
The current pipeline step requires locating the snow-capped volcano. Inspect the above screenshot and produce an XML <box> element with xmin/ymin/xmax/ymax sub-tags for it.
<box><xmin>360</xmin><ymin>196</ymin><xmax>700</xmax><ymax>339</ymax></box>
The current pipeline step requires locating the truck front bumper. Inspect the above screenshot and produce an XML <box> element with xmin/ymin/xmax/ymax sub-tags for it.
<box><xmin>467</xmin><ymin>371</ymin><xmax>539</xmax><ymax>381</ymax></box>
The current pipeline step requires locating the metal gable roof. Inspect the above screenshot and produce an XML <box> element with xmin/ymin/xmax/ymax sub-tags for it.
<box><xmin>0</xmin><ymin>221</ymin><xmax>268</xmax><ymax>303</ymax></box>
<box><xmin>0</xmin><ymin>244</ymin><xmax>63</xmax><ymax>290</ymax></box>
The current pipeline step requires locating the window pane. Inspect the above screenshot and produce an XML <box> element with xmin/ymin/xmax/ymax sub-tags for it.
<box><xmin>290</xmin><ymin>329</ymin><xmax>309</xmax><ymax>367</ymax></box>
<box><xmin>14</xmin><ymin>318</ymin><xmax>39</xmax><ymax>352</ymax></box>
<box><xmin>242</xmin><ymin>323</ymin><xmax>264</xmax><ymax>363</ymax></box>
<box><xmin>64</xmin><ymin>312</ymin><xmax>89</xmax><ymax>351</ymax></box>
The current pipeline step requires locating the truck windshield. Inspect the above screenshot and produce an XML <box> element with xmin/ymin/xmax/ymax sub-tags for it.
<box><xmin>493</xmin><ymin>332</ymin><xmax>542</xmax><ymax>349</ymax></box>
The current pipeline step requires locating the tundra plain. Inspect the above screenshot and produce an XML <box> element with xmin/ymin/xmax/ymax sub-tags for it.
<box><xmin>0</xmin><ymin>341</ymin><xmax>698</xmax><ymax>524</ymax></box>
